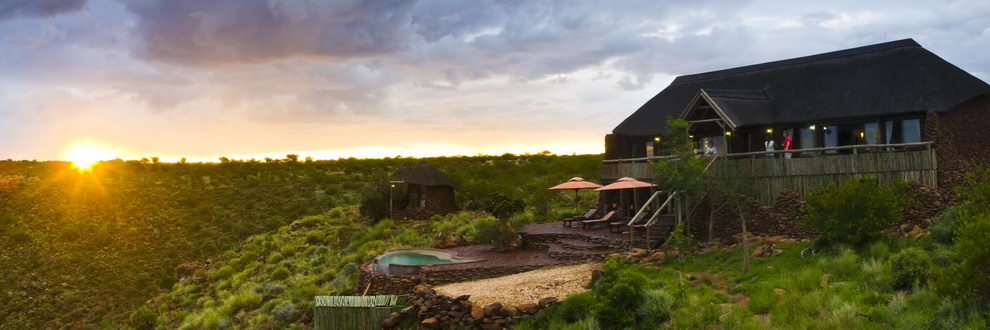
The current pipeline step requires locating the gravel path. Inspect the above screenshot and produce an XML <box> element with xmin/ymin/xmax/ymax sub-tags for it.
<box><xmin>434</xmin><ymin>263</ymin><xmax>600</xmax><ymax>306</ymax></box>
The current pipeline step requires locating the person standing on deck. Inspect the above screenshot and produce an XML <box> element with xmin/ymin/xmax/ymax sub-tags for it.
<box><xmin>764</xmin><ymin>135</ymin><xmax>775</xmax><ymax>158</ymax></box>
<box><xmin>782</xmin><ymin>131</ymin><xmax>793</xmax><ymax>159</ymax></box>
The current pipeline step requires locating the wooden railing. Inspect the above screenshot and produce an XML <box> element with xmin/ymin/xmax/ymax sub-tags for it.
<box><xmin>602</xmin><ymin>142</ymin><xmax>938</xmax><ymax>204</ymax></box>
<box><xmin>713</xmin><ymin>142</ymin><xmax>937</xmax><ymax>204</ymax></box>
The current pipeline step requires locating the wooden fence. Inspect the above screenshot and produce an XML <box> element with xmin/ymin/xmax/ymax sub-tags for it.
<box><xmin>314</xmin><ymin>295</ymin><xmax>401</xmax><ymax>330</ymax></box>
<box><xmin>714</xmin><ymin>144</ymin><xmax>937</xmax><ymax>204</ymax></box>
<box><xmin>602</xmin><ymin>142</ymin><xmax>938</xmax><ymax>204</ymax></box>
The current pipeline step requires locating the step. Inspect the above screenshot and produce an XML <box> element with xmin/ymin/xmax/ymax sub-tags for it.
<box><xmin>559</xmin><ymin>238</ymin><xmax>612</xmax><ymax>250</ymax></box>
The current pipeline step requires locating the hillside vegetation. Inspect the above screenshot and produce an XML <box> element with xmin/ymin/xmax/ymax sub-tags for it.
<box><xmin>0</xmin><ymin>154</ymin><xmax>600</xmax><ymax>329</ymax></box>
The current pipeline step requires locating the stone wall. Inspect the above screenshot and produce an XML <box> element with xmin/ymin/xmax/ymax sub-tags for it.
<box><xmin>382</xmin><ymin>285</ymin><xmax>557</xmax><ymax>330</ymax></box>
<box><xmin>691</xmin><ymin>183</ymin><xmax>946</xmax><ymax>244</ymax></box>
<box><xmin>929</xmin><ymin>95</ymin><xmax>990</xmax><ymax>197</ymax></box>
<box><xmin>422</xmin><ymin>264</ymin><xmax>555</xmax><ymax>286</ymax></box>
<box><xmin>355</xmin><ymin>263</ymin><xmax>422</xmax><ymax>296</ymax></box>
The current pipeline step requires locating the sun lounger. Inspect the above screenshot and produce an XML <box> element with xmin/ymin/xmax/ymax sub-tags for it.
<box><xmin>609</xmin><ymin>212</ymin><xmax>644</xmax><ymax>233</ymax></box>
<box><xmin>562</xmin><ymin>208</ymin><xmax>598</xmax><ymax>227</ymax></box>
<box><xmin>581</xmin><ymin>211</ymin><xmax>616</xmax><ymax>229</ymax></box>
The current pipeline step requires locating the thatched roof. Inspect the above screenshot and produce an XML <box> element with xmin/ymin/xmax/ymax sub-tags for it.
<box><xmin>613</xmin><ymin>39</ymin><xmax>990</xmax><ymax>136</ymax></box>
<box><xmin>394</xmin><ymin>161</ymin><xmax>458</xmax><ymax>188</ymax></box>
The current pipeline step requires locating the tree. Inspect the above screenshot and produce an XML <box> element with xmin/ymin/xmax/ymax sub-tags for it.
<box><xmin>479</xmin><ymin>192</ymin><xmax>525</xmax><ymax>249</ymax></box>
<box><xmin>285</xmin><ymin>154</ymin><xmax>299</xmax><ymax>163</ymax></box>
<box><xmin>653</xmin><ymin>118</ymin><xmax>707</xmax><ymax>233</ymax></box>
<box><xmin>704</xmin><ymin>169</ymin><xmax>755</xmax><ymax>273</ymax></box>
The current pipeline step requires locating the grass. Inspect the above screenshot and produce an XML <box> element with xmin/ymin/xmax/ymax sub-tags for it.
<box><xmin>520</xmin><ymin>235</ymin><xmax>987</xmax><ymax>329</ymax></box>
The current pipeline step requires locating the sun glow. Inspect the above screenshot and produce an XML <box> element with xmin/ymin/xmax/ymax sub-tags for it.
<box><xmin>63</xmin><ymin>140</ymin><xmax>117</xmax><ymax>171</ymax></box>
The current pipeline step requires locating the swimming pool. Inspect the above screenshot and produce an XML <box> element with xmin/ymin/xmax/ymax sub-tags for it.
<box><xmin>373</xmin><ymin>249</ymin><xmax>476</xmax><ymax>275</ymax></box>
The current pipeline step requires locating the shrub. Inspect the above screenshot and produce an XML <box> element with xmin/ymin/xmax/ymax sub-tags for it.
<box><xmin>935</xmin><ymin>212</ymin><xmax>990</xmax><ymax>303</ymax></box>
<box><xmin>558</xmin><ymin>292</ymin><xmax>597</xmax><ymax>323</ymax></box>
<box><xmin>271</xmin><ymin>300</ymin><xmax>300</xmax><ymax>322</ymax></box>
<box><xmin>271</xmin><ymin>266</ymin><xmax>292</xmax><ymax>281</ymax></box>
<box><xmin>803</xmin><ymin>178</ymin><xmax>907</xmax><ymax>246</ymax></box>
<box><xmin>128</xmin><ymin>306</ymin><xmax>158</xmax><ymax>330</ymax></box>
<box><xmin>638</xmin><ymin>289</ymin><xmax>675</xmax><ymax>325</ymax></box>
<box><xmin>592</xmin><ymin>258</ymin><xmax>650</xmax><ymax>328</ymax></box>
<box><xmin>890</xmin><ymin>247</ymin><xmax>931</xmax><ymax>289</ymax></box>
<box><xmin>208</xmin><ymin>266</ymin><xmax>236</xmax><ymax>282</ymax></box>
<box><xmin>931</xmin><ymin>203</ymin><xmax>965</xmax><ymax>245</ymax></box>
<box><xmin>471</xmin><ymin>215</ymin><xmax>518</xmax><ymax>249</ymax></box>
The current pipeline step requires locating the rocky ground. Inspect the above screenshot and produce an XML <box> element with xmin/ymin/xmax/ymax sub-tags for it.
<box><xmin>433</xmin><ymin>263</ymin><xmax>598</xmax><ymax>306</ymax></box>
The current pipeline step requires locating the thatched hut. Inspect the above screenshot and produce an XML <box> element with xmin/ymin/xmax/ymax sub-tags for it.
<box><xmin>390</xmin><ymin>161</ymin><xmax>459</xmax><ymax>220</ymax></box>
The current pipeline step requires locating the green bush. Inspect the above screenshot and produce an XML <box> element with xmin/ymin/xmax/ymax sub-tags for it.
<box><xmin>931</xmin><ymin>203</ymin><xmax>965</xmax><ymax>245</ymax></box>
<box><xmin>271</xmin><ymin>266</ymin><xmax>292</xmax><ymax>281</ymax></box>
<box><xmin>592</xmin><ymin>258</ymin><xmax>650</xmax><ymax>328</ymax></box>
<box><xmin>558</xmin><ymin>292</ymin><xmax>597</xmax><ymax>323</ymax></box>
<box><xmin>470</xmin><ymin>215</ymin><xmax>518</xmax><ymax>249</ymax></box>
<box><xmin>890</xmin><ymin>247</ymin><xmax>931</xmax><ymax>289</ymax></box>
<box><xmin>271</xmin><ymin>300</ymin><xmax>300</xmax><ymax>322</ymax></box>
<box><xmin>803</xmin><ymin>178</ymin><xmax>907</xmax><ymax>246</ymax></box>
<box><xmin>638</xmin><ymin>289</ymin><xmax>675</xmax><ymax>325</ymax></box>
<box><xmin>935</xmin><ymin>212</ymin><xmax>990</xmax><ymax>303</ymax></box>
<box><xmin>128</xmin><ymin>307</ymin><xmax>157</xmax><ymax>330</ymax></box>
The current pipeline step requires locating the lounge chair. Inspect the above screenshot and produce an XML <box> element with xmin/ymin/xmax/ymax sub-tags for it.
<box><xmin>562</xmin><ymin>208</ymin><xmax>598</xmax><ymax>227</ymax></box>
<box><xmin>609</xmin><ymin>212</ymin><xmax>644</xmax><ymax>233</ymax></box>
<box><xmin>581</xmin><ymin>211</ymin><xmax>616</xmax><ymax>229</ymax></box>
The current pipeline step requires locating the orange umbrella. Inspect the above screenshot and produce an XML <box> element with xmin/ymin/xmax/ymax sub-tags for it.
<box><xmin>549</xmin><ymin>177</ymin><xmax>602</xmax><ymax>212</ymax></box>
<box><xmin>595</xmin><ymin>177</ymin><xmax>656</xmax><ymax>218</ymax></box>
<box><xmin>594</xmin><ymin>177</ymin><xmax>656</xmax><ymax>191</ymax></box>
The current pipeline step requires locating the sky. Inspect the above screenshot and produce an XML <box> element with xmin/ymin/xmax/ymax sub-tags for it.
<box><xmin>1</xmin><ymin>0</ymin><xmax>988</xmax><ymax>162</ymax></box>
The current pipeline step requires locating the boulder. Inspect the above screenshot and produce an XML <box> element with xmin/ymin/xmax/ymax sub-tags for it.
<box><xmin>420</xmin><ymin>317</ymin><xmax>440</xmax><ymax>329</ymax></box>
<box><xmin>501</xmin><ymin>305</ymin><xmax>519</xmax><ymax>317</ymax></box>
<box><xmin>382</xmin><ymin>312</ymin><xmax>401</xmax><ymax>328</ymax></box>
<box><xmin>483</xmin><ymin>303</ymin><xmax>503</xmax><ymax>317</ymax></box>
<box><xmin>470</xmin><ymin>303</ymin><xmax>485</xmax><ymax>319</ymax></box>
<box><xmin>538</xmin><ymin>297</ymin><xmax>558</xmax><ymax>307</ymax></box>
<box><xmin>518</xmin><ymin>302</ymin><xmax>540</xmax><ymax>315</ymax></box>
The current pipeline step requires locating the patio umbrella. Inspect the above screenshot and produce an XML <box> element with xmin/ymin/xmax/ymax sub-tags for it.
<box><xmin>595</xmin><ymin>177</ymin><xmax>656</xmax><ymax>218</ymax></box>
<box><xmin>548</xmin><ymin>177</ymin><xmax>603</xmax><ymax>212</ymax></box>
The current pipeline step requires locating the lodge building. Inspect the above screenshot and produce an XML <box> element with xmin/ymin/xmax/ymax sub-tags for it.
<box><xmin>603</xmin><ymin>39</ymin><xmax>990</xmax><ymax>206</ymax></box>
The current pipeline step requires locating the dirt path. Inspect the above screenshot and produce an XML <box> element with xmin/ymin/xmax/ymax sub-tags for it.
<box><xmin>434</xmin><ymin>263</ymin><xmax>600</xmax><ymax>306</ymax></box>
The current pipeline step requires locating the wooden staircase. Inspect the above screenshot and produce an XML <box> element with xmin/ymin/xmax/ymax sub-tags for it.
<box><xmin>627</xmin><ymin>215</ymin><xmax>675</xmax><ymax>249</ymax></box>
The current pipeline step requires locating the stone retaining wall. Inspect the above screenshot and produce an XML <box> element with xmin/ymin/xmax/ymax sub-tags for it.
<box><xmin>691</xmin><ymin>183</ymin><xmax>947</xmax><ymax>244</ymax></box>
<box><xmin>355</xmin><ymin>263</ymin><xmax>422</xmax><ymax>296</ymax></box>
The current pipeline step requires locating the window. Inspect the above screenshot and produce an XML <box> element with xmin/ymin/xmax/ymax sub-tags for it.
<box><xmin>902</xmin><ymin>119</ymin><xmax>921</xmax><ymax>143</ymax></box>
<box><xmin>645</xmin><ymin>142</ymin><xmax>654</xmax><ymax>157</ymax></box>
<box><xmin>823</xmin><ymin>125</ymin><xmax>838</xmax><ymax>148</ymax></box>
<box><xmin>799</xmin><ymin>127</ymin><xmax>815</xmax><ymax>149</ymax></box>
<box><xmin>864</xmin><ymin>122</ymin><xmax>880</xmax><ymax>144</ymax></box>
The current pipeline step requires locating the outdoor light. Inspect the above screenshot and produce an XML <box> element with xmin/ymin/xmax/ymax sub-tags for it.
<box><xmin>809</xmin><ymin>125</ymin><xmax>816</xmax><ymax>130</ymax></box>
<box><xmin>766</xmin><ymin>128</ymin><xmax>773</xmax><ymax>134</ymax></box>
<box><xmin>689</xmin><ymin>135</ymin><xmax>694</xmax><ymax>139</ymax></box>
<box><xmin>654</xmin><ymin>137</ymin><xmax>661</xmax><ymax>142</ymax></box>
<box><xmin>724</xmin><ymin>131</ymin><xmax>732</xmax><ymax>136</ymax></box>
<box><xmin>859</xmin><ymin>131</ymin><xmax>865</xmax><ymax>139</ymax></box>
<box><xmin>391</xmin><ymin>184</ymin><xmax>395</xmax><ymax>188</ymax></box>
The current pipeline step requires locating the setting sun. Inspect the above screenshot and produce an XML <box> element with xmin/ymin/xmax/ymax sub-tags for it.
<box><xmin>63</xmin><ymin>140</ymin><xmax>117</xmax><ymax>171</ymax></box>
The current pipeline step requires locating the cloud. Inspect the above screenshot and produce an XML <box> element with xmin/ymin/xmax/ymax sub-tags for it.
<box><xmin>122</xmin><ymin>0</ymin><xmax>418</xmax><ymax>66</ymax></box>
<box><xmin>0</xmin><ymin>0</ymin><xmax>86</xmax><ymax>20</ymax></box>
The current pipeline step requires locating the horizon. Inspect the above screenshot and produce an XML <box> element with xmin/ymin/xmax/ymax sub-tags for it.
<box><xmin>2</xmin><ymin>0</ymin><xmax>989</xmax><ymax>162</ymax></box>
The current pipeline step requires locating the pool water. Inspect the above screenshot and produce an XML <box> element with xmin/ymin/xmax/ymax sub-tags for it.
<box><xmin>377</xmin><ymin>251</ymin><xmax>454</xmax><ymax>265</ymax></box>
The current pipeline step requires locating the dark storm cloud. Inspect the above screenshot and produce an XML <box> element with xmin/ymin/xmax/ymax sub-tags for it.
<box><xmin>122</xmin><ymin>0</ymin><xmax>418</xmax><ymax>65</ymax></box>
<box><xmin>0</xmin><ymin>0</ymin><xmax>86</xmax><ymax>19</ymax></box>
